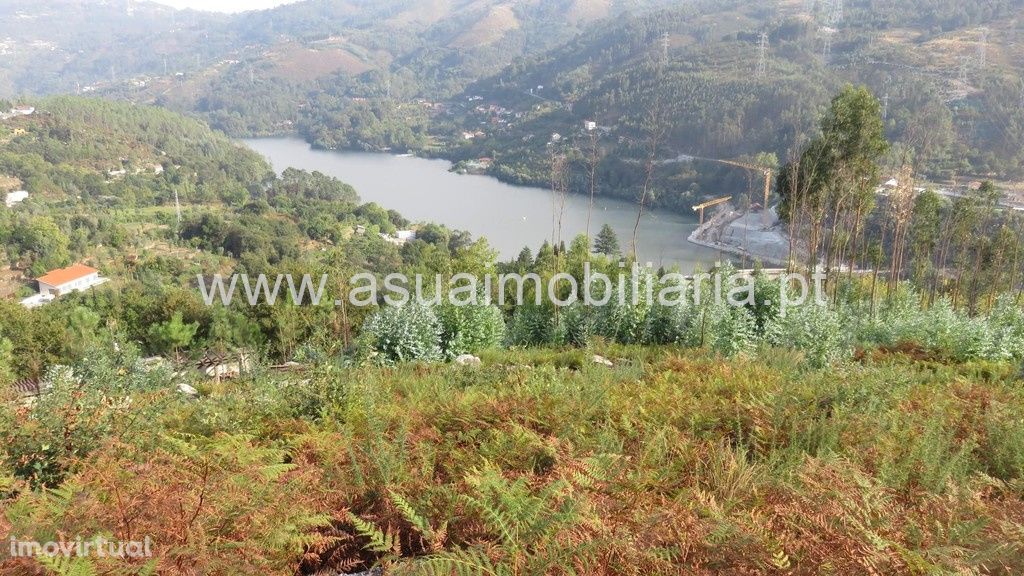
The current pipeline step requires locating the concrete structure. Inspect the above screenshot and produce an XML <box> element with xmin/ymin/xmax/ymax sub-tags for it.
<box><xmin>4</xmin><ymin>190</ymin><xmax>27</xmax><ymax>207</ymax></box>
<box><xmin>380</xmin><ymin>229</ymin><xmax>417</xmax><ymax>246</ymax></box>
<box><xmin>20</xmin><ymin>264</ymin><xmax>107</xmax><ymax>308</ymax></box>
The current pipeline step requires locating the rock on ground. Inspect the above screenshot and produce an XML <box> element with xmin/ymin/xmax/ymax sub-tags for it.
<box><xmin>455</xmin><ymin>354</ymin><xmax>482</xmax><ymax>366</ymax></box>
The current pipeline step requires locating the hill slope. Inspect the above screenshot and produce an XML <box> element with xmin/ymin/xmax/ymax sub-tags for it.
<box><xmin>448</xmin><ymin>0</ymin><xmax>1024</xmax><ymax>212</ymax></box>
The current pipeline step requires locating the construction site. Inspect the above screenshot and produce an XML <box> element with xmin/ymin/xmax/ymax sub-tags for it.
<box><xmin>684</xmin><ymin>156</ymin><xmax>793</xmax><ymax>267</ymax></box>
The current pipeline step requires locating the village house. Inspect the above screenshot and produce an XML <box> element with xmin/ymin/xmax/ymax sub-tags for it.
<box><xmin>20</xmin><ymin>263</ymin><xmax>108</xmax><ymax>308</ymax></box>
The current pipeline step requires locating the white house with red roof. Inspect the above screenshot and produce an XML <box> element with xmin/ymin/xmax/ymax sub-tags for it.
<box><xmin>20</xmin><ymin>264</ymin><xmax>107</xmax><ymax>308</ymax></box>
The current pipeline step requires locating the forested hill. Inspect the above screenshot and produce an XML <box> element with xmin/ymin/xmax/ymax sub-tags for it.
<box><xmin>4</xmin><ymin>0</ymin><xmax>1024</xmax><ymax>206</ymax></box>
<box><xmin>0</xmin><ymin>96</ymin><xmax>271</xmax><ymax>205</ymax></box>
<box><xmin>455</xmin><ymin>0</ymin><xmax>1024</xmax><ymax>204</ymax></box>
<box><xmin>0</xmin><ymin>1</ymin><xmax>235</xmax><ymax>95</ymax></box>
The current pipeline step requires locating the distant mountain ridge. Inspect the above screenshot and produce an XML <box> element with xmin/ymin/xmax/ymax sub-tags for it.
<box><xmin>0</xmin><ymin>0</ymin><xmax>675</xmax><ymax>97</ymax></box>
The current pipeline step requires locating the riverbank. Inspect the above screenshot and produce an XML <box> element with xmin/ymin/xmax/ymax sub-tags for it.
<box><xmin>242</xmin><ymin>137</ymin><xmax>722</xmax><ymax>270</ymax></box>
<box><xmin>688</xmin><ymin>205</ymin><xmax>792</xmax><ymax>267</ymax></box>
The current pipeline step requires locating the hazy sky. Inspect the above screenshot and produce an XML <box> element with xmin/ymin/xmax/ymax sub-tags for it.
<box><xmin>153</xmin><ymin>0</ymin><xmax>300</xmax><ymax>13</ymax></box>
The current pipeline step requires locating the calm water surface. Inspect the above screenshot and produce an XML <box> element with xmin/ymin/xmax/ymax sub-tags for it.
<box><xmin>243</xmin><ymin>137</ymin><xmax>724</xmax><ymax>271</ymax></box>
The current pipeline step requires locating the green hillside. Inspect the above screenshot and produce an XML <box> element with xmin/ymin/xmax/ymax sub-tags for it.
<box><xmin>447</xmin><ymin>0</ymin><xmax>1024</xmax><ymax>211</ymax></box>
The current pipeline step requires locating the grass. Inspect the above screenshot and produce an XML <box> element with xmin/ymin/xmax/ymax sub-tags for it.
<box><xmin>2</xmin><ymin>345</ymin><xmax>1023</xmax><ymax>574</ymax></box>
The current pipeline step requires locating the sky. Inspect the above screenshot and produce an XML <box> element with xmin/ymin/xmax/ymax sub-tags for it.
<box><xmin>153</xmin><ymin>0</ymin><xmax>300</xmax><ymax>13</ymax></box>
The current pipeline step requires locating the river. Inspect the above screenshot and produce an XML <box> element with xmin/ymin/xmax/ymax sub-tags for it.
<box><xmin>242</xmin><ymin>137</ymin><xmax>724</xmax><ymax>271</ymax></box>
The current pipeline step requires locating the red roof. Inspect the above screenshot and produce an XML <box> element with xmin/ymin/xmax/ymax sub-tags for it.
<box><xmin>37</xmin><ymin>264</ymin><xmax>98</xmax><ymax>287</ymax></box>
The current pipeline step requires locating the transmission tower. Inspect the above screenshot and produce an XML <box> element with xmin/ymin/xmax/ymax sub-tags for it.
<box><xmin>822</xmin><ymin>29</ymin><xmax>833</xmax><ymax>62</ymax></box>
<box><xmin>958</xmin><ymin>57</ymin><xmax>970</xmax><ymax>85</ymax></box>
<box><xmin>661</xmin><ymin>32</ymin><xmax>670</xmax><ymax>64</ymax></box>
<box><xmin>126</xmin><ymin>0</ymin><xmax>133</xmax><ymax>16</ymax></box>
<box><xmin>1019</xmin><ymin>78</ymin><xmax>1024</xmax><ymax>108</ymax></box>
<box><xmin>756</xmin><ymin>32</ymin><xmax>769</xmax><ymax>78</ymax></box>
<box><xmin>882</xmin><ymin>92</ymin><xmax>890</xmax><ymax>120</ymax></box>
<box><xmin>977</xmin><ymin>27</ymin><xmax>989</xmax><ymax>68</ymax></box>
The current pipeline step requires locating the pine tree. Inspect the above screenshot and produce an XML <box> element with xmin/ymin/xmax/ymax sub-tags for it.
<box><xmin>594</xmin><ymin>224</ymin><xmax>620</xmax><ymax>256</ymax></box>
<box><xmin>148</xmin><ymin>312</ymin><xmax>198</xmax><ymax>360</ymax></box>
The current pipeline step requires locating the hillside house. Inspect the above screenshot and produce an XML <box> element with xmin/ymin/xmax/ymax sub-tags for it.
<box><xmin>20</xmin><ymin>264</ymin><xmax>107</xmax><ymax>308</ymax></box>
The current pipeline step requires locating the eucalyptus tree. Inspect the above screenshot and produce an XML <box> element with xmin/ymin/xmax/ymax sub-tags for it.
<box><xmin>778</xmin><ymin>86</ymin><xmax>889</xmax><ymax>280</ymax></box>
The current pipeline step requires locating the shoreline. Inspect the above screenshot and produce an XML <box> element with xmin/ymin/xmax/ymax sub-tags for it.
<box><xmin>687</xmin><ymin>206</ymin><xmax>792</xmax><ymax>268</ymax></box>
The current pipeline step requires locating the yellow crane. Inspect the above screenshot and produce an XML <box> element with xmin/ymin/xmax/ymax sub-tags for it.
<box><xmin>705</xmin><ymin>158</ymin><xmax>774</xmax><ymax>227</ymax></box>
<box><xmin>692</xmin><ymin>195</ymin><xmax>732</xmax><ymax>228</ymax></box>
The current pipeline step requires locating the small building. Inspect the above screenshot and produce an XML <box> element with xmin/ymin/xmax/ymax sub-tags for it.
<box><xmin>584</xmin><ymin>121</ymin><xmax>597</xmax><ymax>131</ymax></box>
<box><xmin>380</xmin><ymin>229</ymin><xmax>417</xmax><ymax>246</ymax></box>
<box><xmin>37</xmin><ymin>264</ymin><xmax>104</xmax><ymax>296</ymax></box>
<box><xmin>10</xmin><ymin>105</ymin><xmax>34</xmax><ymax>116</ymax></box>
<box><xmin>5</xmin><ymin>190</ymin><xmax>27</xmax><ymax>207</ymax></box>
<box><xmin>21</xmin><ymin>264</ymin><xmax>107</xmax><ymax>308</ymax></box>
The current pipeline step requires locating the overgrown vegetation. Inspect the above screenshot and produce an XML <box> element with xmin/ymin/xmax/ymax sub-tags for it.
<box><xmin>2</xmin><ymin>343</ymin><xmax>1023</xmax><ymax>574</ymax></box>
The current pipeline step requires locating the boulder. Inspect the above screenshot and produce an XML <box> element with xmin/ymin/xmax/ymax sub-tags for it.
<box><xmin>592</xmin><ymin>355</ymin><xmax>614</xmax><ymax>367</ymax></box>
<box><xmin>177</xmin><ymin>383</ymin><xmax>199</xmax><ymax>396</ymax></box>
